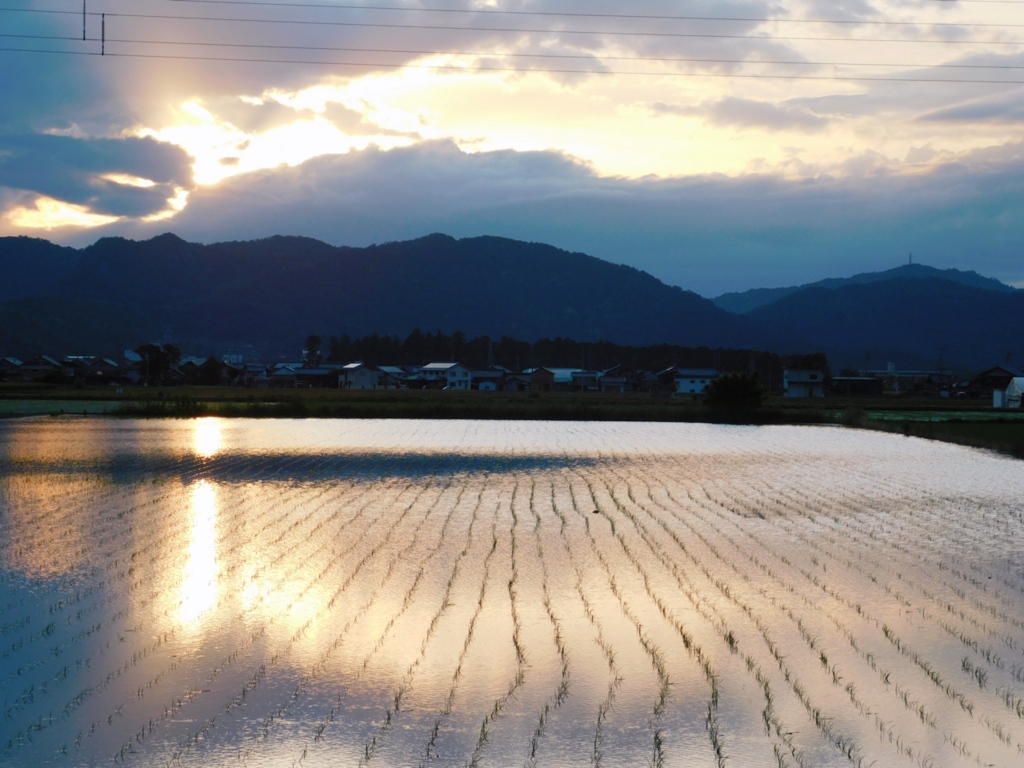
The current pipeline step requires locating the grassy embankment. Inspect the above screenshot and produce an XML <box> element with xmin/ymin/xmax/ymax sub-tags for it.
<box><xmin>2</xmin><ymin>384</ymin><xmax>1022</xmax><ymax>457</ymax></box>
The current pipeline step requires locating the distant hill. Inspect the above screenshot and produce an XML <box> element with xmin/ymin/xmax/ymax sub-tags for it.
<box><xmin>0</xmin><ymin>233</ymin><xmax>756</xmax><ymax>359</ymax></box>
<box><xmin>0</xmin><ymin>236</ymin><xmax>80</xmax><ymax>302</ymax></box>
<box><xmin>747</xmin><ymin>278</ymin><xmax>1024</xmax><ymax>371</ymax></box>
<box><xmin>0</xmin><ymin>233</ymin><xmax>1019</xmax><ymax>372</ymax></box>
<box><xmin>713</xmin><ymin>264</ymin><xmax>1017</xmax><ymax>314</ymax></box>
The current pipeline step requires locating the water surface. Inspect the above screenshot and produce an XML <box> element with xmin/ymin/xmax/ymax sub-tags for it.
<box><xmin>2</xmin><ymin>418</ymin><xmax>1023</xmax><ymax>767</ymax></box>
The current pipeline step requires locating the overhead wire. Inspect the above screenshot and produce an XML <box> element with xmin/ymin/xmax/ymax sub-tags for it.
<box><xmin>3</xmin><ymin>9</ymin><xmax>1023</xmax><ymax>47</ymax></box>
<box><xmin>4</xmin><ymin>4</ymin><xmax>1024</xmax><ymax>44</ymax></box>
<box><xmin>1</xmin><ymin>2</ymin><xmax>1023</xmax><ymax>83</ymax></box>
<box><xmin>156</xmin><ymin>0</ymin><xmax>1024</xmax><ymax>30</ymax></box>
<box><xmin>5</xmin><ymin>30</ymin><xmax>1024</xmax><ymax>72</ymax></box>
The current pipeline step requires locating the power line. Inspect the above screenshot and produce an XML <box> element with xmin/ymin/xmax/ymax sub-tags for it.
<box><xmin>4</xmin><ymin>42</ymin><xmax>1024</xmax><ymax>84</ymax></box>
<box><xmin>160</xmin><ymin>0</ymin><xmax>1024</xmax><ymax>29</ymax></box>
<box><xmin>4</xmin><ymin>6</ymin><xmax>1024</xmax><ymax>47</ymax></box>
<box><xmin>7</xmin><ymin>31</ymin><xmax>1024</xmax><ymax>72</ymax></box>
<box><xmin>7</xmin><ymin>9</ymin><xmax>1022</xmax><ymax>48</ymax></box>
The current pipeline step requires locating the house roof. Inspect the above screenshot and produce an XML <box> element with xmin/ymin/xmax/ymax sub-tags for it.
<box><xmin>422</xmin><ymin>362</ymin><xmax>463</xmax><ymax>371</ymax></box>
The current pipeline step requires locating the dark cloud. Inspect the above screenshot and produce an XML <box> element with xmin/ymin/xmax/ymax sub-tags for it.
<box><xmin>650</xmin><ymin>96</ymin><xmax>830</xmax><ymax>131</ymax></box>
<box><xmin>0</xmin><ymin>135</ymin><xmax>193</xmax><ymax>217</ymax></box>
<box><xmin>69</xmin><ymin>139</ymin><xmax>1024</xmax><ymax>296</ymax></box>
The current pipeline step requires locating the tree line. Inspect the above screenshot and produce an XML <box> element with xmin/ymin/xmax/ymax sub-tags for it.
<box><xmin>313</xmin><ymin>328</ymin><xmax>827</xmax><ymax>384</ymax></box>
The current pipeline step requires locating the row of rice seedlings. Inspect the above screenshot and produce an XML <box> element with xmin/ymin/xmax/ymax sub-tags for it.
<box><xmin>691</xmin><ymin>477</ymin><xmax>956</xmax><ymax>722</ymax></box>
<box><xmin>263</xmin><ymin>464</ymin><xmax>472</xmax><ymax>751</ymax></box>
<box><xmin>522</xmin><ymin>478</ymin><xmax>572</xmax><ymax>768</ymax></box>
<box><xmin>569</xmin><ymin>476</ymin><xmax>684</xmax><ymax>768</ymax></box>
<box><xmin>119</xmin><ymin>480</ymin><xmax>346</xmax><ymax>764</ymax></box>
<box><xmin>602</xmin><ymin>462</ymin><xmax>827</xmax><ymax>768</ymax></box>
<box><xmin>357</xmin><ymin>474</ymin><xmax>490</xmax><ymax>766</ymax></box>
<box><xmin>537</xmin><ymin>480</ymin><xmax>624</xmax><ymax>768</ymax></box>
<box><xmin>0</xmin><ymin>475</ymin><xmax>219</xmax><ymax>758</ymax></box>
<box><xmin>2</xmin><ymin>428</ymin><xmax>462</xmax><ymax>765</ymax></box>
<box><xmin>420</xmin><ymin>521</ymin><xmax>500</xmax><ymax>767</ymax></box>
<box><xmin>232</xmin><ymin>473</ymin><xmax>460</xmax><ymax>761</ymax></box>
<box><xmin>599</xmin><ymin>468</ymin><xmax>809</xmax><ymax>768</ymax></box>
<box><xmin>801</xmin><ymin>479</ymin><xmax>1024</xmax><ymax>649</ymax></box>
<box><xmin>115</xmin><ymin>459</ymin><xmax>417</xmax><ymax>764</ymax></box>
<box><xmin>230</xmin><ymin>477</ymin><xmax>455</xmax><ymax>766</ymax></box>
<box><xmin>465</xmin><ymin>482</ymin><xmax>530</xmax><ymax>768</ymax></box>
<box><xmin>675</xmin><ymin>470</ymin><xmax>993</xmax><ymax>764</ymax></box>
<box><xmin>772</xmin><ymin>456</ymin><xmax>1024</xmax><ymax>624</ymax></box>
<box><xmin>622</xmin><ymin>464</ymin><xmax>889</xmax><ymax>767</ymax></box>
<box><xmin>691</xmin><ymin>455</ymin><xmax>1024</xmax><ymax>762</ymax></box>
<box><xmin>751</xmin><ymin>470</ymin><xmax>1024</xmax><ymax>739</ymax></box>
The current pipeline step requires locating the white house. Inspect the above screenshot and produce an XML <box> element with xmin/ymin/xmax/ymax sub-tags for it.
<box><xmin>421</xmin><ymin>362</ymin><xmax>472</xmax><ymax>390</ymax></box>
<box><xmin>1004</xmin><ymin>377</ymin><xmax>1024</xmax><ymax>408</ymax></box>
<box><xmin>676</xmin><ymin>368</ymin><xmax>718</xmax><ymax>395</ymax></box>
<box><xmin>339</xmin><ymin>362</ymin><xmax>379</xmax><ymax>390</ymax></box>
<box><xmin>783</xmin><ymin>369</ymin><xmax>826</xmax><ymax>398</ymax></box>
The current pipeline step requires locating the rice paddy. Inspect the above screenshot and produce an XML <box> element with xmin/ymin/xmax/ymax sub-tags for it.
<box><xmin>2</xmin><ymin>417</ymin><xmax>1023</xmax><ymax>767</ymax></box>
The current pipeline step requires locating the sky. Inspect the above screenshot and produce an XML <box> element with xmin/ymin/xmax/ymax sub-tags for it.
<box><xmin>2</xmin><ymin>0</ymin><xmax>1024</xmax><ymax>296</ymax></box>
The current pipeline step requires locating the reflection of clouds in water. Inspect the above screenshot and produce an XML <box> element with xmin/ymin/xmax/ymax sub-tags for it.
<box><xmin>1</xmin><ymin>419</ymin><xmax>1024</xmax><ymax>767</ymax></box>
<box><xmin>0</xmin><ymin>473</ymin><xmax>104</xmax><ymax>578</ymax></box>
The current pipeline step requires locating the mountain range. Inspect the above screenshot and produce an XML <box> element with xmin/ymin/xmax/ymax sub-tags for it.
<box><xmin>0</xmin><ymin>232</ymin><xmax>1020</xmax><ymax>372</ymax></box>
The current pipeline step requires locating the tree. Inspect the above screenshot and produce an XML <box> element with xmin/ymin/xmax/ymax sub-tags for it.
<box><xmin>303</xmin><ymin>334</ymin><xmax>322</xmax><ymax>368</ymax></box>
<box><xmin>136</xmin><ymin>343</ymin><xmax>181</xmax><ymax>386</ymax></box>
<box><xmin>703</xmin><ymin>372</ymin><xmax>766</xmax><ymax>411</ymax></box>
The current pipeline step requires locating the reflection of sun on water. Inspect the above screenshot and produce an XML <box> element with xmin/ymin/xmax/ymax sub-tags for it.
<box><xmin>180</xmin><ymin>480</ymin><xmax>219</xmax><ymax>624</ymax></box>
<box><xmin>193</xmin><ymin>418</ymin><xmax>222</xmax><ymax>458</ymax></box>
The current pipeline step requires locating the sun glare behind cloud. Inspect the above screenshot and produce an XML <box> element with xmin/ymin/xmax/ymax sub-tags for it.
<box><xmin>4</xmin><ymin>196</ymin><xmax>121</xmax><ymax>230</ymax></box>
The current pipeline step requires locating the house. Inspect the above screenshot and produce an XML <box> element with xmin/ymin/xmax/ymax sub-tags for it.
<box><xmin>86</xmin><ymin>357</ymin><xmax>124</xmax><ymax>385</ymax></box>
<box><xmin>570</xmin><ymin>370</ymin><xmax>601</xmax><ymax>392</ymax></box>
<box><xmin>675</xmin><ymin>368</ymin><xmax>719</xmax><ymax>395</ymax></box>
<box><xmin>269</xmin><ymin>364</ymin><xmax>300</xmax><ymax>388</ymax></box>
<box><xmin>471</xmin><ymin>369</ymin><xmax>505</xmax><ymax>392</ymax></box>
<box><xmin>0</xmin><ymin>357</ymin><xmax>23</xmax><ymax>382</ymax></box>
<box><xmin>529</xmin><ymin>367</ymin><xmax>556</xmax><ymax>392</ymax></box>
<box><xmin>971</xmin><ymin>366</ymin><xmax>1020</xmax><ymax>399</ymax></box>
<box><xmin>599</xmin><ymin>366</ymin><xmax>631</xmax><ymax>393</ymax></box>
<box><xmin>339</xmin><ymin>362</ymin><xmax>379</xmax><ymax>390</ymax></box>
<box><xmin>20</xmin><ymin>355</ymin><xmax>65</xmax><ymax>382</ymax></box>
<box><xmin>502</xmin><ymin>374</ymin><xmax>531</xmax><ymax>392</ymax></box>
<box><xmin>1003</xmin><ymin>378</ymin><xmax>1024</xmax><ymax>408</ymax></box>
<box><xmin>421</xmin><ymin>362</ymin><xmax>471</xmax><ymax>390</ymax></box>
<box><xmin>783</xmin><ymin>369</ymin><xmax>826</xmax><ymax>398</ymax></box>
<box><xmin>523</xmin><ymin>367</ymin><xmax>583</xmax><ymax>391</ymax></box>
<box><xmin>377</xmin><ymin>366</ymin><xmax>408</xmax><ymax>389</ymax></box>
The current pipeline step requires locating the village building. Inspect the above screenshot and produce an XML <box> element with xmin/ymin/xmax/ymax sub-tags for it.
<box><xmin>996</xmin><ymin>377</ymin><xmax>1024</xmax><ymax>408</ymax></box>
<box><xmin>783</xmin><ymin>368</ymin><xmax>826</xmax><ymax>398</ymax></box>
<box><xmin>339</xmin><ymin>362</ymin><xmax>379</xmax><ymax>390</ymax></box>
<box><xmin>675</xmin><ymin>368</ymin><xmax>719</xmax><ymax>395</ymax></box>
<box><xmin>0</xmin><ymin>357</ymin><xmax>23</xmax><ymax>382</ymax></box>
<box><xmin>420</xmin><ymin>362</ymin><xmax>471</xmax><ymax>390</ymax></box>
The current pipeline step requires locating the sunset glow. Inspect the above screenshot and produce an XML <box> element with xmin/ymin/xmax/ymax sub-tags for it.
<box><xmin>2</xmin><ymin>0</ymin><xmax>1024</xmax><ymax>291</ymax></box>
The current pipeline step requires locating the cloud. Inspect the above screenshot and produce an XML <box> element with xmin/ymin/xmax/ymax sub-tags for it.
<box><xmin>650</xmin><ymin>96</ymin><xmax>830</xmax><ymax>131</ymax></box>
<box><xmin>53</xmin><ymin>139</ymin><xmax>1024</xmax><ymax>296</ymax></box>
<box><xmin>4</xmin><ymin>0</ymin><xmax>1024</xmax><ymax>298</ymax></box>
<box><xmin>0</xmin><ymin>135</ymin><xmax>193</xmax><ymax>217</ymax></box>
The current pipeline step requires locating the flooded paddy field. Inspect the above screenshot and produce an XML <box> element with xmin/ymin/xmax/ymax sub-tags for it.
<box><xmin>2</xmin><ymin>418</ymin><xmax>1024</xmax><ymax>768</ymax></box>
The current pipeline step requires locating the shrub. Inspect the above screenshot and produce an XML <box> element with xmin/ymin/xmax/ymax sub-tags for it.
<box><xmin>703</xmin><ymin>373</ymin><xmax>765</xmax><ymax>411</ymax></box>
